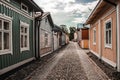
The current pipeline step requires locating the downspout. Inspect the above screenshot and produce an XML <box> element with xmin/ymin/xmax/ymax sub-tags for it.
<box><xmin>35</xmin><ymin>19</ymin><xmax>41</xmax><ymax>59</ymax></box>
<box><xmin>33</xmin><ymin>10</ymin><xmax>36</xmax><ymax>60</ymax></box>
<box><xmin>35</xmin><ymin>13</ymin><xmax>43</xmax><ymax>59</ymax></box>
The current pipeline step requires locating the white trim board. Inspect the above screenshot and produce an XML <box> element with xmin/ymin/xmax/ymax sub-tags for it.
<box><xmin>101</xmin><ymin>57</ymin><xmax>116</xmax><ymax>68</ymax></box>
<box><xmin>90</xmin><ymin>50</ymin><xmax>100</xmax><ymax>58</ymax></box>
<box><xmin>0</xmin><ymin>57</ymin><xmax>35</xmax><ymax>75</ymax></box>
<box><xmin>117</xmin><ymin>3</ymin><xmax>120</xmax><ymax>72</ymax></box>
<box><xmin>0</xmin><ymin>1</ymin><xmax>34</xmax><ymax>20</ymax></box>
<box><xmin>41</xmin><ymin>51</ymin><xmax>53</xmax><ymax>57</ymax></box>
<box><xmin>101</xmin><ymin>7</ymin><xmax>116</xmax><ymax>20</ymax></box>
<box><xmin>90</xmin><ymin>50</ymin><xmax>116</xmax><ymax>68</ymax></box>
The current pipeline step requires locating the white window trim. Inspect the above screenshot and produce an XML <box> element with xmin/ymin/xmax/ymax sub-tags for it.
<box><xmin>21</xmin><ymin>3</ymin><xmax>28</xmax><ymax>13</ymax></box>
<box><xmin>44</xmin><ymin>32</ymin><xmax>49</xmax><ymax>47</ymax></box>
<box><xmin>104</xmin><ymin>18</ymin><xmax>112</xmax><ymax>49</ymax></box>
<box><xmin>0</xmin><ymin>14</ymin><xmax>13</xmax><ymax>55</ymax></box>
<box><xmin>93</xmin><ymin>28</ymin><xmax>96</xmax><ymax>45</ymax></box>
<box><xmin>20</xmin><ymin>21</ymin><xmax>30</xmax><ymax>52</ymax></box>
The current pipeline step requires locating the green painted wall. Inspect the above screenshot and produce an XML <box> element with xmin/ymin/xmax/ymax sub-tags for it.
<box><xmin>0</xmin><ymin>2</ymin><xmax>34</xmax><ymax>69</ymax></box>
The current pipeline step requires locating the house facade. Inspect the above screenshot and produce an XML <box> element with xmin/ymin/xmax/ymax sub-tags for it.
<box><xmin>0</xmin><ymin>0</ymin><xmax>43</xmax><ymax>75</ymax></box>
<box><xmin>53</xmin><ymin>25</ymin><xmax>62</xmax><ymax>50</ymax></box>
<box><xmin>77</xmin><ymin>28</ymin><xmax>89</xmax><ymax>49</ymax></box>
<box><xmin>35</xmin><ymin>12</ymin><xmax>54</xmax><ymax>57</ymax></box>
<box><xmin>86</xmin><ymin>0</ymin><xmax>120</xmax><ymax>72</ymax></box>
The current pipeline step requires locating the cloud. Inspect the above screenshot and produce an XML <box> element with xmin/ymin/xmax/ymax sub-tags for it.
<box><xmin>34</xmin><ymin>0</ymin><xmax>98</xmax><ymax>27</ymax></box>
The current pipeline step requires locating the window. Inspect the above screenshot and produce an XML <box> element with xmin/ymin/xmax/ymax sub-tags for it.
<box><xmin>21</xmin><ymin>3</ymin><xmax>28</xmax><ymax>12</ymax></box>
<box><xmin>20</xmin><ymin>21</ymin><xmax>29</xmax><ymax>51</ymax></box>
<box><xmin>93</xmin><ymin>28</ymin><xmax>96</xmax><ymax>45</ymax></box>
<box><xmin>45</xmin><ymin>33</ymin><xmax>48</xmax><ymax>47</ymax></box>
<box><xmin>105</xmin><ymin>19</ymin><xmax>112</xmax><ymax>48</ymax></box>
<box><xmin>0</xmin><ymin>19</ymin><xmax>12</xmax><ymax>55</ymax></box>
<box><xmin>45</xmin><ymin>18</ymin><xmax>47</xmax><ymax>23</ymax></box>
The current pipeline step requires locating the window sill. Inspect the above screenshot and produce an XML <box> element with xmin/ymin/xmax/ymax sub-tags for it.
<box><xmin>93</xmin><ymin>43</ymin><xmax>96</xmax><ymax>45</ymax></box>
<box><xmin>21</xmin><ymin>48</ymin><xmax>30</xmax><ymax>52</ymax></box>
<box><xmin>105</xmin><ymin>45</ymin><xmax>112</xmax><ymax>49</ymax></box>
<box><xmin>0</xmin><ymin>50</ymin><xmax>12</xmax><ymax>55</ymax></box>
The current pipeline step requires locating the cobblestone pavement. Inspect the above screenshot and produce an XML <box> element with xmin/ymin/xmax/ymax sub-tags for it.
<box><xmin>25</xmin><ymin>42</ymin><xmax>109</xmax><ymax>80</ymax></box>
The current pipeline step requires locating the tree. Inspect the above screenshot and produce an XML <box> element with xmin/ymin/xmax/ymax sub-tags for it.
<box><xmin>60</xmin><ymin>25</ymin><xmax>69</xmax><ymax>34</ymax></box>
<box><xmin>69</xmin><ymin>27</ymin><xmax>76</xmax><ymax>41</ymax></box>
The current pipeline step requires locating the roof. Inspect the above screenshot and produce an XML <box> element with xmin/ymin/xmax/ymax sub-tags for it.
<box><xmin>22</xmin><ymin>0</ymin><xmax>43</xmax><ymax>12</ymax></box>
<box><xmin>85</xmin><ymin>0</ymin><xmax>117</xmax><ymax>24</ymax></box>
<box><xmin>35</xmin><ymin>12</ymin><xmax>54</xmax><ymax>28</ymax></box>
<box><xmin>52</xmin><ymin>24</ymin><xmax>62</xmax><ymax>32</ymax></box>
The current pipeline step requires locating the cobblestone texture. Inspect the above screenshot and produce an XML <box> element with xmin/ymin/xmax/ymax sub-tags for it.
<box><xmin>25</xmin><ymin>42</ymin><xmax>109</xmax><ymax>80</ymax></box>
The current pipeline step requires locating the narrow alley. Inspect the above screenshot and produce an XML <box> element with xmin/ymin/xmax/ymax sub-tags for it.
<box><xmin>21</xmin><ymin>42</ymin><xmax>108</xmax><ymax>80</ymax></box>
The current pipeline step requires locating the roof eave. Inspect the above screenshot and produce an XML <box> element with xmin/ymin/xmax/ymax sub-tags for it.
<box><xmin>28</xmin><ymin>0</ymin><xmax>43</xmax><ymax>12</ymax></box>
<box><xmin>85</xmin><ymin>0</ymin><xmax>104</xmax><ymax>24</ymax></box>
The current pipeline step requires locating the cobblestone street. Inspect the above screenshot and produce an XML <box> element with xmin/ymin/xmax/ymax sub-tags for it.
<box><xmin>24</xmin><ymin>42</ymin><xmax>109</xmax><ymax>80</ymax></box>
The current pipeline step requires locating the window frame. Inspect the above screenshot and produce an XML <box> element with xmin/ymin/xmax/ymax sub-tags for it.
<box><xmin>93</xmin><ymin>28</ymin><xmax>96</xmax><ymax>45</ymax></box>
<box><xmin>44</xmin><ymin>32</ymin><xmax>48</xmax><ymax>47</ymax></box>
<box><xmin>104</xmin><ymin>18</ymin><xmax>112</xmax><ymax>48</ymax></box>
<box><xmin>21</xmin><ymin>3</ymin><xmax>28</xmax><ymax>13</ymax></box>
<box><xmin>0</xmin><ymin>14</ymin><xmax>12</xmax><ymax>55</ymax></box>
<box><xmin>20</xmin><ymin>21</ymin><xmax>30</xmax><ymax>52</ymax></box>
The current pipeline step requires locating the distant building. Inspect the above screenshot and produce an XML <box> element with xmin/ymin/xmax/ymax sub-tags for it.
<box><xmin>74</xmin><ymin>31</ymin><xmax>78</xmax><ymax>42</ymax></box>
<box><xmin>77</xmin><ymin>27</ymin><xmax>89</xmax><ymax>49</ymax></box>
<box><xmin>35</xmin><ymin>12</ymin><xmax>54</xmax><ymax>57</ymax></box>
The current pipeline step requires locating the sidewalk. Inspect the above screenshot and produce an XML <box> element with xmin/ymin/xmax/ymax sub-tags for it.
<box><xmin>75</xmin><ymin>42</ymin><xmax>109</xmax><ymax>80</ymax></box>
<box><xmin>26</xmin><ymin>42</ymin><xmax>109</xmax><ymax>80</ymax></box>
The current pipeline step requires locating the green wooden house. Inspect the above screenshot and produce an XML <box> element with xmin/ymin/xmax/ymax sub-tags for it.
<box><xmin>0</xmin><ymin>0</ymin><xmax>43</xmax><ymax>75</ymax></box>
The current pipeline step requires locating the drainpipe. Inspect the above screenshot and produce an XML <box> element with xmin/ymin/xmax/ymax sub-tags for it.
<box><xmin>35</xmin><ymin>13</ymin><xmax>43</xmax><ymax>59</ymax></box>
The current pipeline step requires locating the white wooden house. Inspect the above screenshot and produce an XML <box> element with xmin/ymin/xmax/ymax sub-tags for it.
<box><xmin>35</xmin><ymin>12</ymin><xmax>54</xmax><ymax>57</ymax></box>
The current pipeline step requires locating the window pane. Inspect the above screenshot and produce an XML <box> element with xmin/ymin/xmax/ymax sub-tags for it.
<box><xmin>4</xmin><ymin>21</ymin><xmax>9</xmax><ymax>30</ymax></box>
<box><xmin>25</xmin><ymin>28</ymin><xmax>27</xmax><ymax>33</ymax></box>
<box><xmin>106</xmin><ymin>22</ymin><xmax>111</xmax><ymax>29</ymax></box>
<box><xmin>0</xmin><ymin>20</ymin><xmax>2</xmax><ymax>29</ymax></box>
<box><xmin>21</xmin><ymin>27</ymin><xmax>24</xmax><ymax>33</ymax></box>
<box><xmin>109</xmin><ymin>30</ymin><xmax>111</xmax><ymax>44</ymax></box>
<box><xmin>106</xmin><ymin>31</ymin><xmax>108</xmax><ymax>44</ymax></box>
<box><xmin>25</xmin><ymin>35</ymin><xmax>27</xmax><ymax>47</ymax></box>
<box><xmin>45</xmin><ymin>33</ymin><xmax>48</xmax><ymax>46</ymax></box>
<box><xmin>45</xmin><ymin>38</ymin><xmax>48</xmax><ymax>46</ymax></box>
<box><xmin>4</xmin><ymin>33</ymin><xmax>9</xmax><ymax>49</ymax></box>
<box><xmin>21</xmin><ymin>35</ymin><xmax>23</xmax><ymax>48</ymax></box>
<box><xmin>0</xmin><ymin>32</ymin><xmax>2</xmax><ymax>50</ymax></box>
<box><xmin>22</xmin><ymin>5</ymin><xmax>28</xmax><ymax>11</ymax></box>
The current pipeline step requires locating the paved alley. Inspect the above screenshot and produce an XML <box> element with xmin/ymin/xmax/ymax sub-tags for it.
<box><xmin>24</xmin><ymin>42</ymin><xmax>109</xmax><ymax>80</ymax></box>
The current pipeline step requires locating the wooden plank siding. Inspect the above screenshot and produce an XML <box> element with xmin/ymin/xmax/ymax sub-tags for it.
<box><xmin>0</xmin><ymin>1</ymin><xmax>34</xmax><ymax>70</ymax></box>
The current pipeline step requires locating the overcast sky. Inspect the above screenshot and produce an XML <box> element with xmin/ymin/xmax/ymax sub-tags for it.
<box><xmin>34</xmin><ymin>0</ymin><xmax>98</xmax><ymax>28</ymax></box>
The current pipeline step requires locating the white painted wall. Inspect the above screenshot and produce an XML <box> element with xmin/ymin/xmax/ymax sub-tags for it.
<box><xmin>39</xmin><ymin>18</ymin><xmax>53</xmax><ymax>49</ymax></box>
<box><xmin>53</xmin><ymin>32</ymin><xmax>59</xmax><ymax>50</ymax></box>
